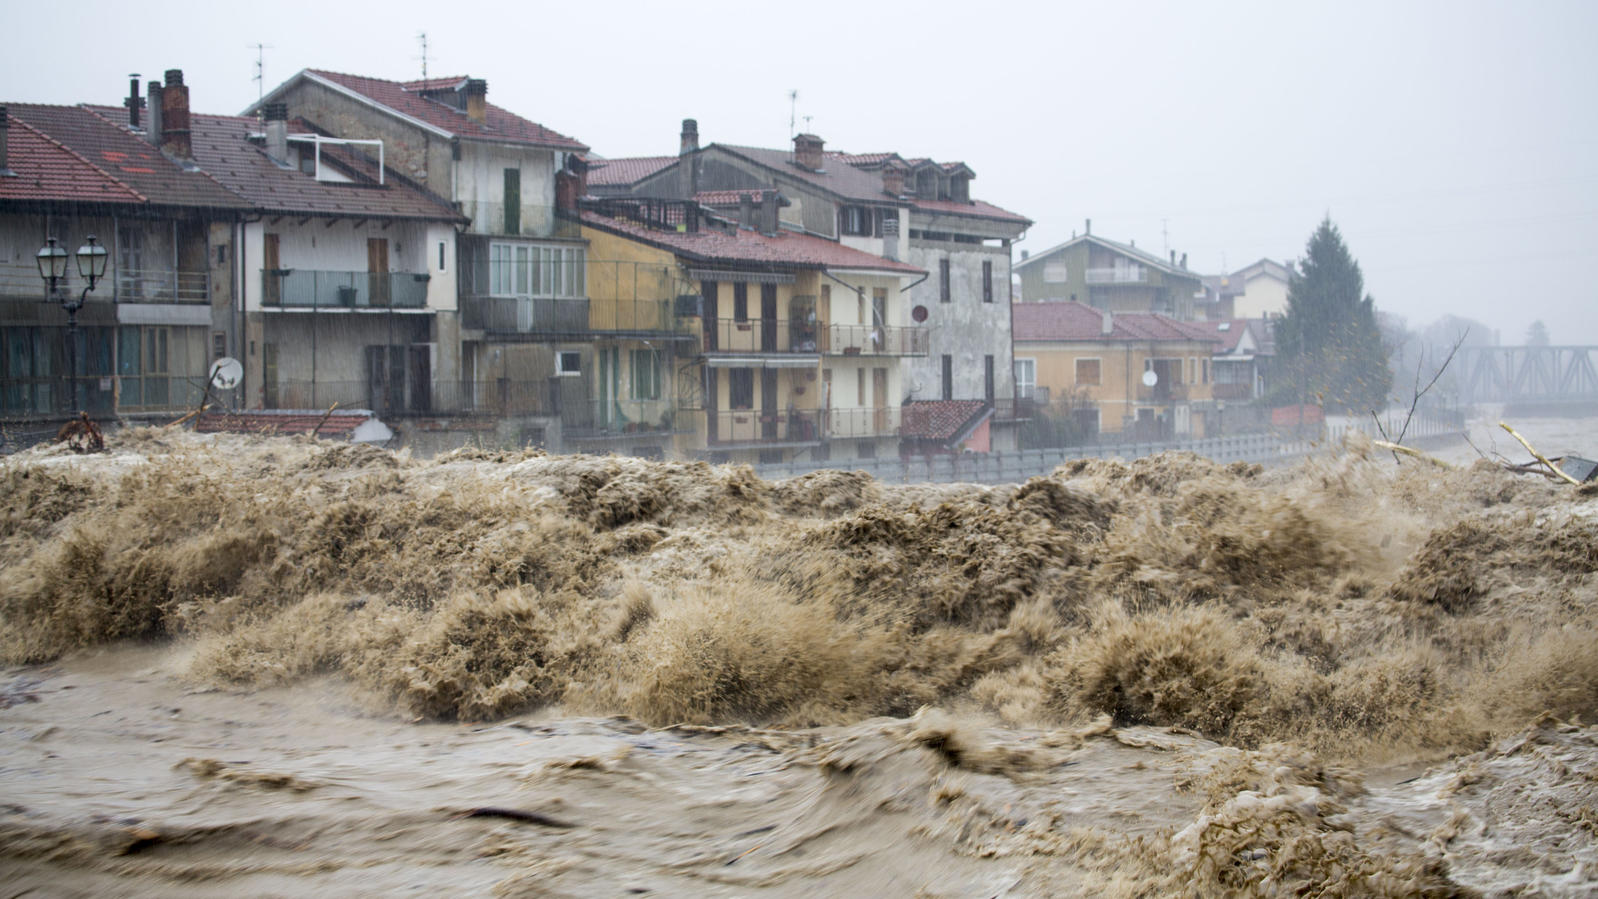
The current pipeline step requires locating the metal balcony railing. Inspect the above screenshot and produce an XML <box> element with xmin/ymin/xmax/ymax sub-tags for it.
<box><xmin>262</xmin><ymin>270</ymin><xmax>430</xmax><ymax>309</ymax></box>
<box><xmin>564</xmin><ymin>398</ymin><xmax>682</xmax><ymax>440</ymax></box>
<box><xmin>704</xmin><ymin>317</ymin><xmax>815</xmax><ymax>354</ymax></box>
<box><xmin>826</xmin><ymin>405</ymin><xmax>901</xmax><ymax>438</ymax></box>
<box><xmin>1136</xmin><ymin>382</ymin><xmax>1190</xmax><ymax>402</ymax></box>
<box><xmin>823</xmin><ymin>323</ymin><xmax>928</xmax><ymax>356</ymax></box>
<box><xmin>460</xmin><ymin>296</ymin><xmax>591</xmax><ymax>333</ymax></box>
<box><xmin>115</xmin><ymin>268</ymin><xmax>209</xmax><ymax>303</ymax></box>
<box><xmin>706</xmin><ymin>408</ymin><xmax>824</xmax><ymax>445</ymax></box>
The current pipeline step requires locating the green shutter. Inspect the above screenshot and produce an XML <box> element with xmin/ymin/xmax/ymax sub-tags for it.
<box><xmin>503</xmin><ymin>169</ymin><xmax>520</xmax><ymax>235</ymax></box>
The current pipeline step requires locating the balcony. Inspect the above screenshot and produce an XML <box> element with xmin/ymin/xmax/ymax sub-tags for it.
<box><xmin>1212</xmin><ymin>382</ymin><xmax>1254</xmax><ymax>402</ymax></box>
<box><xmin>1085</xmin><ymin>267</ymin><xmax>1148</xmax><ymax>284</ymax></box>
<box><xmin>1136</xmin><ymin>382</ymin><xmax>1190</xmax><ymax>402</ymax></box>
<box><xmin>707</xmin><ymin>408</ymin><xmax>823</xmax><ymax>446</ymax></box>
<box><xmin>824</xmin><ymin>323</ymin><xmax>928</xmax><ymax>356</ymax></box>
<box><xmin>465</xmin><ymin>202</ymin><xmax>583</xmax><ymax>241</ymax></box>
<box><xmin>826</xmin><ymin>406</ymin><xmax>901</xmax><ymax>439</ymax></box>
<box><xmin>262</xmin><ymin>270</ymin><xmax>430</xmax><ymax>310</ymax></box>
<box><xmin>564</xmin><ymin>399</ymin><xmax>683</xmax><ymax>442</ymax></box>
<box><xmin>0</xmin><ymin>262</ymin><xmax>207</xmax><ymax>304</ymax></box>
<box><xmin>704</xmin><ymin>317</ymin><xmax>817</xmax><ymax>355</ymax></box>
<box><xmin>460</xmin><ymin>295</ymin><xmax>591</xmax><ymax>334</ymax></box>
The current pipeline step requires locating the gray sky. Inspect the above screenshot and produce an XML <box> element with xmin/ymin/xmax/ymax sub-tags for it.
<box><xmin>8</xmin><ymin>0</ymin><xmax>1596</xmax><ymax>344</ymax></box>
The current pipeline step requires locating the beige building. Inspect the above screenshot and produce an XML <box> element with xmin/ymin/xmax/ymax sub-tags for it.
<box><xmin>1013</xmin><ymin>302</ymin><xmax>1221</xmax><ymax>440</ymax></box>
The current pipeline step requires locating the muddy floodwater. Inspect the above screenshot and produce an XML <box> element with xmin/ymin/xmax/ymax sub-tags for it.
<box><xmin>2</xmin><ymin>428</ymin><xmax>1596</xmax><ymax>896</ymax></box>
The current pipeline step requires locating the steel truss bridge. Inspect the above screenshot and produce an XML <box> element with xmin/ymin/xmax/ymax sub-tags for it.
<box><xmin>1456</xmin><ymin>345</ymin><xmax>1598</xmax><ymax>407</ymax></box>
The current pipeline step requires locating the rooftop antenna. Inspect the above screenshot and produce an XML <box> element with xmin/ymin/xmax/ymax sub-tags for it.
<box><xmin>416</xmin><ymin>32</ymin><xmax>429</xmax><ymax>80</ymax></box>
<box><xmin>1162</xmin><ymin>218</ymin><xmax>1169</xmax><ymax>258</ymax></box>
<box><xmin>802</xmin><ymin>114</ymin><xmax>813</xmax><ymax>133</ymax></box>
<box><xmin>248</xmin><ymin>42</ymin><xmax>273</xmax><ymax>106</ymax></box>
<box><xmin>788</xmin><ymin>89</ymin><xmax>798</xmax><ymax>139</ymax></box>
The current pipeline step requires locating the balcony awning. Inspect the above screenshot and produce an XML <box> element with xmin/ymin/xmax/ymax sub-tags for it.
<box><xmin>704</xmin><ymin>354</ymin><xmax>820</xmax><ymax>369</ymax></box>
<box><xmin>687</xmin><ymin>269</ymin><xmax>796</xmax><ymax>285</ymax></box>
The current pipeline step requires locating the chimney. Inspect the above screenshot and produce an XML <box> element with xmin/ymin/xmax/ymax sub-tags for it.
<box><xmin>1085</xmin><ymin>218</ymin><xmax>1092</xmax><ymax>235</ymax></box>
<box><xmin>760</xmin><ymin>191</ymin><xmax>780</xmax><ymax>234</ymax></box>
<box><xmin>555</xmin><ymin>155</ymin><xmax>587</xmax><ymax>213</ymax></box>
<box><xmin>882</xmin><ymin>164</ymin><xmax>905</xmax><ymax>197</ymax></box>
<box><xmin>793</xmin><ymin>133</ymin><xmax>824</xmax><ymax>171</ymax></box>
<box><xmin>159</xmin><ymin>68</ymin><xmax>190</xmax><ymax>159</ymax></box>
<box><xmin>464</xmin><ymin>79</ymin><xmax>488</xmax><ymax>124</ymax></box>
<box><xmin>146</xmin><ymin>79</ymin><xmax>163</xmax><ymax>146</ymax></box>
<box><xmin>1020</xmin><ymin>249</ymin><xmax>1029</xmax><ymax>260</ymax></box>
<box><xmin>263</xmin><ymin>102</ymin><xmax>288</xmax><ymax>163</ymax></box>
<box><xmin>0</xmin><ymin>107</ymin><xmax>12</xmax><ymax>177</ymax></box>
<box><xmin>738</xmin><ymin>192</ymin><xmax>755</xmax><ymax>231</ymax></box>
<box><xmin>126</xmin><ymin>74</ymin><xmax>142</xmax><ymax>128</ymax></box>
<box><xmin>1170</xmin><ymin>250</ymin><xmax>1176</xmax><ymax>266</ymax></box>
<box><xmin>1180</xmin><ymin>252</ymin><xmax>1188</xmax><ymax>270</ymax></box>
<box><xmin>680</xmin><ymin>118</ymin><xmax>698</xmax><ymax>155</ymax></box>
<box><xmin>1101</xmin><ymin>309</ymin><xmax>1114</xmax><ymax>335</ymax></box>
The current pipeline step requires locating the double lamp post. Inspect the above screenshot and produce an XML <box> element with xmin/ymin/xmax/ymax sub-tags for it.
<box><xmin>35</xmin><ymin>235</ymin><xmax>108</xmax><ymax>414</ymax></box>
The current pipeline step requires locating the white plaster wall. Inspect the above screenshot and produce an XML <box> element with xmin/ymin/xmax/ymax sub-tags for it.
<box><xmin>456</xmin><ymin>145</ymin><xmax>557</xmax><ymax>236</ymax></box>
<box><xmin>244</xmin><ymin>220</ymin><xmax>437</xmax><ymax>311</ymax></box>
<box><xmin>1234</xmin><ymin>275</ymin><xmax>1288</xmax><ymax>318</ymax></box>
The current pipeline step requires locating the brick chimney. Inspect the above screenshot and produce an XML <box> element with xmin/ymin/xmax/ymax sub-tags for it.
<box><xmin>793</xmin><ymin>133</ymin><xmax>824</xmax><ymax>171</ymax></box>
<box><xmin>159</xmin><ymin>68</ymin><xmax>191</xmax><ymax>159</ymax></box>
<box><xmin>555</xmin><ymin>155</ymin><xmax>587</xmax><ymax>213</ymax></box>
<box><xmin>263</xmin><ymin>102</ymin><xmax>288</xmax><ymax>164</ymax></box>
<box><xmin>882</xmin><ymin>164</ymin><xmax>905</xmax><ymax>197</ymax></box>
<box><xmin>464</xmin><ymin>79</ymin><xmax>488</xmax><ymax>124</ymax></box>
<box><xmin>680</xmin><ymin>118</ymin><xmax>698</xmax><ymax>155</ymax></box>
<box><xmin>0</xmin><ymin>107</ymin><xmax>12</xmax><ymax>177</ymax></box>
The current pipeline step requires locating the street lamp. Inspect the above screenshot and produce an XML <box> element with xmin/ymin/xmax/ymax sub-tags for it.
<box><xmin>37</xmin><ymin>235</ymin><xmax>109</xmax><ymax>413</ymax></box>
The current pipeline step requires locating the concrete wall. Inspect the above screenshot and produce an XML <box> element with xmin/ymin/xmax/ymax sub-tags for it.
<box><xmin>457</xmin><ymin>144</ymin><xmax>558</xmax><ymax>237</ymax></box>
<box><xmin>277</xmin><ymin>78</ymin><xmax>457</xmax><ymax>195</ymax></box>
<box><xmin>904</xmin><ymin>238</ymin><xmax>1013</xmax><ymax>406</ymax></box>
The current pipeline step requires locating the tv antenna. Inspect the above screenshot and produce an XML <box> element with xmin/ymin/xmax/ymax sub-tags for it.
<box><xmin>788</xmin><ymin>89</ymin><xmax>798</xmax><ymax>138</ymax></box>
<box><xmin>248</xmin><ymin>43</ymin><xmax>273</xmax><ymax>105</ymax></box>
<box><xmin>1162</xmin><ymin>218</ymin><xmax>1169</xmax><ymax>257</ymax></box>
<box><xmin>416</xmin><ymin>32</ymin><xmax>430</xmax><ymax>79</ymax></box>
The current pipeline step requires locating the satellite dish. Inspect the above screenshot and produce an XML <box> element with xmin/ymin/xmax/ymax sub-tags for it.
<box><xmin>1142</xmin><ymin>369</ymin><xmax>1158</xmax><ymax>388</ymax></box>
<box><xmin>210</xmin><ymin>357</ymin><xmax>243</xmax><ymax>390</ymax></box>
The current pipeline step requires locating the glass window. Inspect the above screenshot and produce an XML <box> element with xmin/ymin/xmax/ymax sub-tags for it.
<box><xmin>631</xmin><ymin>348</ymin><xmax>660</xmax><ymax>400</ymax></box>
<box><xmin>1014</xmin><ymin>358</ymin><xmax>1036</xmax><ymax>398</ymax></box>
<box><xmin>1076</xmin><ymin>358</ymin><xmax>1101</xmax><ymax>386</ymax></box>
<box><xmin>515</xmin><ymin>246</ymin><xmax>529</xmax><ymax>295</ymax></box>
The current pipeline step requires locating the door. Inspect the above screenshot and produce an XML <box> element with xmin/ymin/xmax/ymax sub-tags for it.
<box><xmin>262</xmin><ymin>342</ymin><xmax>279</xmax><ymax>408</ymax></box>
<box><xmin>408</xmin><ymin>345</ymin><xmax>432</xmax><ymax>413</ymax></box>
<box><xmin>703</xmin><ymin>281</ymin><xmax>719</xmax><ymax>351</ymax></box>
<box><xmin>873</xmin><ymin>367</ymin><xmax>888</xmax><ymax>434</ymax></box>
<box><xmin>761</xmin><ymin>368</ymin><xmax>778</xmax><ymax>439</ymax></box>
<box><xmin>705</xmin><ymin>367</ymin><xmax>719</xmax><ymax>442</ymax></box>
<box><xmin>760</xmin><ymin>284</ymin><xmax>777</xmax><ymax>352</ymax></box>
<box><xmin>368</xmin><ymin>238</ymin><xmax>390</xmax><ymax>307</ymax></box>
<box><xmin>262</xmin><ymin>233</ymin><xmax>280</xmax><ymax>305</ymax></box>
<box><xmin>871</xmin><ymin>289</ymin><xmax>887</xmax><ymax>352</ymax></box>
<box><xmin>818</xmin><ymin>285</ymin><xmax>831</xmax><ymax>353</ymax></box>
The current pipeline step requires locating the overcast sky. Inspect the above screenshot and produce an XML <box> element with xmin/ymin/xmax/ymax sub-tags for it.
<box><xmin>8</xmin><ymin>0</ymin><xmax>1596</xmax><ymax>344</ymax></box>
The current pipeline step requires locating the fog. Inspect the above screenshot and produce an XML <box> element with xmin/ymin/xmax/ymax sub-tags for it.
<box><xmin>6</xmin><ymin>0</ymin><xmax>1596</xmax><ymax>343</ymax></box>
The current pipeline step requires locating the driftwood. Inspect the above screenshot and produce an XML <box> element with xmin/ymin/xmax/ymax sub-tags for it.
<box><xmin>55</xmin><ymin>411</ymin><xmax>105</xmax><ymax>453</ymax></box>
<box><xmin>454</xmin><ymin>807</ymin><xmax>575</xmax><ymax>828</ymax></box>
<box><xmin>311</xmin><ymin>402</ymin><xmax>342</xmax><ymax>438</ymax></box>
<box><xmin>165</xmin><ymin>404</ymin><xmax>211</xmax><ymax>429</ymax></box>
<box><xmin>1499</xmin><ymin>422</ymin><xmax>1581</xmax><ymax>486</ymax></box>
<box><xmin>1373</xmin><ymin>440</ymin><xmax>1452</xmax><ymax>469</ymax></box>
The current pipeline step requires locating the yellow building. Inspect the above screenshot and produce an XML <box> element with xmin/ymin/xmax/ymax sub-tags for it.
<box><xmin>579</xmin><ymin>198</ymin><xmax>926</xmax><ymax>463</ymax></box>
<box><xmin>1012</xmin><ymin>302</ymin><xmax>1221</xmax><ymax>440</ymax></box>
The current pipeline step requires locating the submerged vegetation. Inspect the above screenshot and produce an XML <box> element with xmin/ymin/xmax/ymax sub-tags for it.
<box><xmin>2</xmin><ymin>428</ymin><xmax>1595</xmax><ymax>764</ymax></box>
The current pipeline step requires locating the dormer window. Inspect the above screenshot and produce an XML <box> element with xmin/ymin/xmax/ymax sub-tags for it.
<box><xmin>950</xmin><ymin>175</ymin><xmax>970</xmax><ymax>203</ymax></box>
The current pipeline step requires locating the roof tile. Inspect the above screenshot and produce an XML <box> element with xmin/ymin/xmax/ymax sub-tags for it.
<box><xmin>0</xmin><ymin>116</ymin><xmax>144</xmax><ymax>204</ymax></box>
<box><xmin>1013</xmin><ymin>302</ymin><xmax>1222</xmax><ymax>344</ymax></box>
<box><xmin>307</xmin><ymin>71</ymin><xmax>587</xmax><ymax>152</ymax></box>
<box><xmin>580</xmin><ymin>209</ymin><xmax>924</xmax><ymax>274</ymax></box>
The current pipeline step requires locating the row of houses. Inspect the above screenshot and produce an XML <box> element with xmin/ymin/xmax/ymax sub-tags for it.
<box><xmin>1</xmin><ymin>66</ymin><xmax>1287</xmax><ymax>459</ymax></box>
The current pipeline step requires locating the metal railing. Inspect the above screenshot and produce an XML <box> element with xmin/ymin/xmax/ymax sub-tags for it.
<box><xmin>827</xmin><ymin>406</ymin><xmax>901</xmax><ymax>438</ymax></box>
<box><xmin>461</xmin><ymin>296</ymin><xmax>591</xmax><ymax>333</ymax></box>
<box><xmin>115</xmin><ymin>268</ymin><xmax>209</xmax><ymax>304</ymax></box>
<box><xmin>1212</xmin><ymin>382</ymin><xmax>1254</xmax><ymax>401</ymax></box>
<box><xmin>700</xmin><ymin>319</ymin><xmax>927</xmax><ymax>356</ymax></box>
<box><xmin>262</xmin><ymin>270</ymin><xmax>430</xmax><ymax>309</ymax></box>
<box><xmin>706</xmin><ymin>408</ymin><xmax>824</xmax><ymax>445</ymax></box>
<box><xmin>824</xmin><ymin>323</ymin><xmax>928</xmax><ymax>356</ymax></box>
<box><xmin>464</xmin><ymin>202</ymin><xmax>583</xmax><ymax>240</ymax></box>
<box><xmin>564</xmin><ymin>398</ymin><xmax>681</xmax><ymax>440</ymax></box>
<box><xmin>1136</xmin><ymin>383</ymin><xmax>1190</xmax><ymax>402</ymax></box>
<box><xmin>1085</xmin><ymin>267</ymin><xmax>1147</xmax><ymax>284</ymax></box>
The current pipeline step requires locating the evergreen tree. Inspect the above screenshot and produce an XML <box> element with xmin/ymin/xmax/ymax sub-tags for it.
<box><xmin>1274</xmin><ymin>217</ymin><xmax>1391</xmax><ymax>411</ymax></box>
<box><xmin>1526</xmin><ymin>320</ymin><xmax>1550</xmax><ymax>346</ymax></box>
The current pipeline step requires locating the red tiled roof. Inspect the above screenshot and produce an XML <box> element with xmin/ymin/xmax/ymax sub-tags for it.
<box><xmin>305</xmin><ymin>70</ymin><xmax>587</xmax><ymax>151</ymax></box>
<box><xmin>11</xmin><ymin>104</ymin><xmax>247</xmax><ymax>210</ymax></box>
<box><xmin>715</xmin><ymin>143</ymin><xmax>902</xmax><ymax>204</ymax></box>
<box><xmin>587</xmin><ymin>156</ymin><xmax>676</xmax><ymax>187</ymax></box>
<box><xmin>1013</xmin><ymin>302</ymin><xmax>1222</xmax><ymax>344</ymax></box>
<box><xmin>177</xmin><ymin>112</ymin><xmax>464</xmax><ymax>221</ymax></box>
<box><xmin>1194</xmin><ymin>319</ymin><xmax>1250</xmax><ymax>354</ymax></box>
<box><xmin>910</xmin><ymin>196</ymin><xmax>1031</xmax><ymax>225</ymax></box>
<box><xmin>0</xmin><ymin>116</ymin><xmax>144</xmax><ymax>204</ymax></box>
<box><xmin>195</xmin><ymin>410</ymin><xmax>373</xmax><ymax>438</ymax></box>
<box><xmin>693</xmin><ymin>188</ymin><xmax>780</xmax><ymax>206</ymax></box>
<box><xmin>901</xmin><ymin>400</ymin><xmax>991</xmax><ymax>442</ymax></box>
<box><xmin>826</xmin><ymin>151</ymin><xmax>902</xmax><ymax>168</ymax></box>
<box><xmin>579</xmin><ymin>210</ymin><xmax>924</xmax><ymax>274</ymax></box>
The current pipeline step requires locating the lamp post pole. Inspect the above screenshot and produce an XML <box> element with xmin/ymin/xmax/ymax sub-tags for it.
<box><xmin>37</xmin><ymin>235</ymin><xmax>108</xmax><ymax>415</ymax></box>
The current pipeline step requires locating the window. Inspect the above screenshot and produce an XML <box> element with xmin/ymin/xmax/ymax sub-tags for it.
<box><xmin>1014</xmin><ymin>358</ymin><xmax>1036</xmax><ymax>399</ymax></box>
<box><xmin>984</xmin><ymin>354</ymin><xmax>995</xmax><ymax>401</ymax></box>
<box><xmin>939</xmin><ymin>258</ymin><xmax>951</xmax><ymax>303</ymax></box>
<box><xmin>733</xmin><ymin>283</ymin><xmax>748</xmax><ymax>322</ymax></box>
<box><xmin>489</xmin><ymin>244</ymin><xmax>585</xmax><ymax>298</ymax></box>
<box><xmin>941</xmin><ymin>354</ymin><xmax>953</xmax><ymax>400</ymax></box>
<box><xmin>631</xmin><ymin>348</ymin><xmax>660</xmax><ymax>400</ymax></box>
<box><xmin>438</xmin><ymin>241</ymin><xmax>447</xmax><ymax>272</ymax></box>
<box><xmin>840</xmin><ymin>206</ymin><xmax>872</xmax><ymax>237</ymax></box>
<box><xmin>556</xmin><ymin>350</ymin><xmax>581</xmax><ymax>376</ymax></box>
<box><xmin>212</xmin><ymin>331</ymin><xmax>227</xmax><ymax>360</ymax></box>
<box><xmin>1203</xmin><ymin>358</ymin><xmax>1210</xmax><ymax>384</ymax></box>
<box><xmin>1043</xmin><ymin>261</ymin><xmax>1068</xmax><ymax>283</ymax></box>
<box><xmin>1188</xmin><ymin>358</ymin><xmax>1197</xmax><ymax>386</ymax></box>
<box><xmin>729</xmin><ymin>368</ymin><xmax>754</xmax><ymax>409</ymax></box>
<box><xmin>857</xmin><ymin>368</ymin><xmax>866</xmax><ymax>405</ymax></box>
<box><xmin>503</xmin><ymin>168</ymin><xmax>521</xmax><ymax>235</ymax></box>
<box><xmin>117</xmin><ymin>227</ymin><xmax>144</xmax><ymax>300</ymax></box>
<box><xmin>1076</xmin><ymin>358</ymin><xmax>1101</xmax><ymax>386</ymax></box>
<box><xmin>982</xmin><ymin>260</ymin><xmax>993</xmax><ymax>303</ymax></box>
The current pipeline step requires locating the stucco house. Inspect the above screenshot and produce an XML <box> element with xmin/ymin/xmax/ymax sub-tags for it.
<box><xmin>1014</xmin><ymin>222</ymin><xmax>1202</xmax><ymax>321</ymax></box>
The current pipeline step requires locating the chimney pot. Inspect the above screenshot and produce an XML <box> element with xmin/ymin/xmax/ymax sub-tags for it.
<box><xmin>127</xmin><ymin>75</ymin><xmax>142</xmax><ymax>128</ymax></box>
<box><xmin>1085</xmin><ymin>218</ymin><xmax>1092</xmax><ymax>235</ymax></box>
<box><xmin>680</xmin><ymin>118</ymin><xmax>699</xmax><ymax>155</ymax></box>
<box><xmin>464</xmin><ymin>79</ymin><xmax>488</xmax><ymax>124</ymax></box>
<box><xmin>146</xmin><ymin>80</ymin><xmax>163</xmax><ymax>147</ymax></box>
<box><xmin>164</xmin><ymin>68</ymin><xmax>184</xmax><ymax>87</ymax></box>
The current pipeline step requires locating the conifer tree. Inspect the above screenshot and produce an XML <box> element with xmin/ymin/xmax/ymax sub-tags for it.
<box><xmin>1274</xmin><ymin>217</ymin><xmax>1391</xmax><ymax>411</ymax></box>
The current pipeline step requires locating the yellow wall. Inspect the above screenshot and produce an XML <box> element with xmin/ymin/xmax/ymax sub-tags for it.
<box><xmin>1017</xmin><ymin>340</ymin><xmax>1216</xmax><ymax>435</ymax></box>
